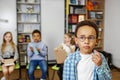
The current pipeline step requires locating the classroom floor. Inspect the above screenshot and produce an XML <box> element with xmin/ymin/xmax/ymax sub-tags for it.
<box><xmin>0</xmin><ymin>65</ymin><xmax>120</xmax><ymax>80</ymax></box>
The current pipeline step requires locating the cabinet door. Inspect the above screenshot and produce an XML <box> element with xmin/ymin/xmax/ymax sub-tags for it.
<box><xmin>0</xmin><ymin>0</ymin><xmax>17</xmax><ymax>44</ymax></box>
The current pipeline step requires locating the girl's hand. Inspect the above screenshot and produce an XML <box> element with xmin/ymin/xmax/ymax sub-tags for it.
<box><xmin>92</xmin><ymin>50</ymin><xmax>102</xmax><ymax>66</ymax></box>
<box><xmin>2</xmin><ymin>59</ymin><xmax>5</xmax><ymax>63</ymax></box>
<box><xmin>13</xmin><ymin>59</ymin><xmax>16</xmax><ymax>62</ymax></box>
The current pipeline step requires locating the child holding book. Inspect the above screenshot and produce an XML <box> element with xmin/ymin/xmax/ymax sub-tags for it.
<box><xmin>27</xmin><ymin>30</ymin><xmax>47</xmax><ymax>80</ymax></box>
<box><xmin>56</xmin><ymin>33</ymin><xmax>75</xmax><ymax>80</ymax></box>
<box><xmin>63</xmin><ymin>20</ymin><xmax>112</xmax><ymax>80</ymax></box>
<box><xmin>0</xmin><ymin>32</ymin><xmax>18</xmax><ymax>80</ymax></box>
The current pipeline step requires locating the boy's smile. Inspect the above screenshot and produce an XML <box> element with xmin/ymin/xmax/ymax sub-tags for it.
<box><xmin>75</xmin><ymin>25</ymin><xmax>97</xmax><ymax>54</ymax></box>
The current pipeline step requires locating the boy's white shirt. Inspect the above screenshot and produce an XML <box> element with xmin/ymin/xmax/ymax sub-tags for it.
<box><xmin>77</xmin><ymin>52</ymin><xmax>95</xmax><ymax>80</ymax></box>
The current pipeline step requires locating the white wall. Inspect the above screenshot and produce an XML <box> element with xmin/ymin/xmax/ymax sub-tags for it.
<box><xmin>41</xmin><ymin>0</ymin><xmax>64</xmax><ymax>61</ymax></box>
<box><xmin>0</xmin><ymin>0</ymin><xmax>17</xmax><ymax>44</ymax></box>
<box><xmin>104</xmin><ymin>0</ymin><xmax>120</xmax><ymax>68</ymax></box>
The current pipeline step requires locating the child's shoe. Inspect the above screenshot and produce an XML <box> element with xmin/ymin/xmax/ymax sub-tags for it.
<box><xmin>1</xmin><ymin>77</ymin><xmax>6</xmax><ymax>80</ymax></box>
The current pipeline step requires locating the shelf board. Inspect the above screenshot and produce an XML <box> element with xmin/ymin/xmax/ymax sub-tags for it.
<box><xmin>17</xmin><ymin>21</ymin><xmax>40</xmax><ymax>24</ymax></box>
<box><xmin>18</xmin><ymin>43</ymin><xmax>29</xmax><ymax>45</ymax></box>
<box><xmin>20</xmin><ymin>52</ymin><xmax>27</xmax><ymax>54</ymax></box>
<box><xmin>90</xmin><ymin>9</ymin><xmax>104</xmax><ymax>11</ymax></box>
<box><xmin>17</xmin><ymin>12</ymin><xmax>40</xmax><ymax>14</ymax></box>
<box><xmin>69</xmin><ymin>13</ymin><xmax>86</xmax><ymax>15</ymax></box>
<box><xmin>17</xmin><ymin>2</ymin><xmax>40</xmax><ymax>5</ymax></box>
<box><xmin>68</xmin><ymin>23</ymin><xmax>77</xmax><ymax>25</ymax></box>
<box><xmin>18</xmin><ymin>32</ymin><xmax>32</xmax><ymax>34</ymax></box>
<box><xmin>69</xmin><ymin>4</ymin><xmax>86</xmax><ymax>7</ymax></box>
<box><xmin>87</xmin><ymin>19</ymin><xmax>103</xmax><ymax>21</ymax></box>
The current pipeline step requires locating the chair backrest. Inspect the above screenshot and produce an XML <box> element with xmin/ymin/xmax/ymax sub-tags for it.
<box><xmin>54</xmin><ymin>48</ymin><xmax>67</xmax><ymax>64</ymax></box>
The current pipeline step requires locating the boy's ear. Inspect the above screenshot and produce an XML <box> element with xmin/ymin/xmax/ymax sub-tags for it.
<box><xmin>95</xmin><ymin>39</ymin><xmax>99</xmax><ymax>45</ymax></box>
<box><xmin>75</xmin><ymin>37</ymin><xmax>78</xmax><ymax>45</ymax></box>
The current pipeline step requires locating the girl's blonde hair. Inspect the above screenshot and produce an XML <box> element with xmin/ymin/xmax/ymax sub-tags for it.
<box><xmin>1</xmin><ymin>32</ymin><xmax>15</xmax><ymax>54</ymax></box>
<box><xmin>65</xmin><ymin>33</ymin><xmax>75</xmax><ymax>45</ymax></box>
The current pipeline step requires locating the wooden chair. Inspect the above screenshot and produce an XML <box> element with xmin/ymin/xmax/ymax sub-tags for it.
<box><xmin>26</xmin><ymin>46</ymin><xmax>49</xmax><ymax>80</ymax></box>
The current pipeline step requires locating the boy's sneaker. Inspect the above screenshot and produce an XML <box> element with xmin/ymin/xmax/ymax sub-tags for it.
<box><xmin>1</xmin><ymin>77</ymin><xmax>6</xmax><ymax>80</ymax></box>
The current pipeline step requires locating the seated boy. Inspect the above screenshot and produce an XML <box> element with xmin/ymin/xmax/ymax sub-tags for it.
<box><xmin>63</xmin><ymin>20</ymin><xmax>112</xmax><ymax>80</ymax></box>
<box><xmin>27</xmin><ymin>30</ymin><xmax>47</xmax><ymax>80</ymax></box>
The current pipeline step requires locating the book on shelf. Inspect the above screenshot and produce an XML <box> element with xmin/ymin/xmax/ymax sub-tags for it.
<box><xmin>95</xmin><ymin>21</ymin><xmax>102</xmax><ymax>27</ymax></box>
<box><xmin>74</xmin><ymin>7</ymin><xmax>86</xmax><ymax>14</ymax></box>
<box><xmin>18</xmin><ymin>45</ymin><xmax>27</xmax><ymax>53</ymax></box>
<box><xmin>34</xmin><ymin>5</ymin><xmax>40</xmax><ymax>13</ymax></box>
<box><xmin>95</xmin><ymin>12</ymin><xmax>103</xmax><ymax>19</ymax></box>
<box><xmin>70</xmin><ymin>6</ymin><xmax>74</xmax><ymax>14</ymax></box>
<box><xmin>27</xmin><ymin>0</ymin><xmax>35</xmax><ymax>3</ymax></box>
<box><xmin>68</xmin><ymin>25</ymin><xmax>72</xmax><ymax>33</ymax></box>
<box><xmin>89</xmin><ymin>11</ymin><xmax>96</xmax><ymax>19</ymax></box>
<box><xmin>20</xmin><ymin>14</ymin><xmax>37</xmax><ymax>22</ymax></box>
<box><xmin>25</xmin><ymin>35</ymin><xmax>31</xmax><ymax>42</ymax></box>
<box><xmin>71</xmin><ymin>15</ymin><xmax>78</xmax><ymax>23</ymax></box>
<box><xmin>70</xmin><ymin>0</ymin><xmax>85</xmax><ymax>5</ymax></box>
<box><xmin>70</xmin><ymin>0</ymin><xmax>76</xmax><ymax>4</ymax></box>
<box><xmin>20</xmin><ymin>5</ymin><xmax>27</xmax><ymax>12</ymax></box>
<box><xmin>18</xmin><ymin>24</ymin><xmax>23</xmax><ymax>33</ymax></box>
<box><xmin>68</xmin><ymin>15</ymin><xmax>72</xmax><ymax>23</ymax></box>
<box><xmin>68</xmin><ymin>25</ymin><xmax>76</xmax><ymax>33</ymax></box>
<box><xmin>20</xmin><ymin>0</ymin><xmax>25</xmax><ymax>3</ymax></box>
<box><xmin>72</xmin><ymin>25</ymin><xmax>76</xmax><ymax>33</ymax></box>
<box><xmin>18</xmin><ymin>34</ymin><xmax>31</xmax><ymax>43</ymax></box>
<box><xmin>31</xmin><ymin>14</ymin><xmax>37</xmax><ymax>22</ymax></box>
<box><xmin>24</xmin><ymin>24</ymin><xmax>31</xmax><ymax>33</ymax></box>
<box><xmin>78</xmin><ymin>0</ymin><xmax>85</xmax><ymax>5</ymax></box>
<box><xmin>78</xmin><ymin>15</ymin><xmax>85</xmax><ymax>22</ymax></box>
<box><xmin>20</xmin><ymin>54</ymin><xmax>26</xmax><ymax>64</ymax></box>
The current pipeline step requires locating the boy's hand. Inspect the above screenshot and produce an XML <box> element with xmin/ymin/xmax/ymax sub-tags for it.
<box><xmin>92</xmin><ymin>50</ymin><xmax>102</xmax><ymax>66</ymax></box>
<box><xmin>37</xmin><ymin>48</ymin><xmax>40</xmax><ymax>52</ymax></box>
<box><xmin>30</xmin><ymin>46</ymin><xmax>33</xmax><ymax>52</ymax></box>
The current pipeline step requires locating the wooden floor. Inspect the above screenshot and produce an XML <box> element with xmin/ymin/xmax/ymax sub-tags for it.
<box><xmin>0</xmin><ymin>66</ymin><xmax>120</xmax><ymax>80</ymax></box>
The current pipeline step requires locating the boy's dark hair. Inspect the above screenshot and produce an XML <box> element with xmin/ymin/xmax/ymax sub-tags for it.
<box><xmin>75</xmin><ymin>20</ymin><xmax>99</xmax><ymax>38</ymax></box>
<box><xmin>32</xmin><ymin>29</ymin><xmax>41</xmax><ymax>36</ymax></box>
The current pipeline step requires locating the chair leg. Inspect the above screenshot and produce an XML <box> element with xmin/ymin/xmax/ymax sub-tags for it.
<box><xmin>47</xmin><ymin>69</ymin><xmax>49</xmax><ymax>80</ymax></box>
<box><xmin>51</xmin><ymin>70</ymin><xmax>56</xmax><ymax>80</ymax></box>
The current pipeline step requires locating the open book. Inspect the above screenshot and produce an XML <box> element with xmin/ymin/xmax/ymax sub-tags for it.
<box><xmin>4</xmin><ymin>59</ymin><xmax>14</xmax><ymax>66</ymax></box>
<box><xmin>54</xmin><ymin>48</ymin><xmax>67</xmax><ymax>64</ymax></box>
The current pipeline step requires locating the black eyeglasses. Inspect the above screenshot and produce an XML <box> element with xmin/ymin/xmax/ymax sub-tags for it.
<box><xmin>77</xmin><ymin>36</ymin><xmax>96</xmax><ymax>42</ymax></box>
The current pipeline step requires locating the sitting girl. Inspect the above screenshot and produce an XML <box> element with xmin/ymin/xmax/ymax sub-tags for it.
<box><xmin>0</xmin><ymin>32</ymin><xmax>18</xmax><ymax>80</ymax></box>
<box><xmin>56</xmin><ymin>33</ymin><xmax>75</xmax><ymax>80</ymax></box>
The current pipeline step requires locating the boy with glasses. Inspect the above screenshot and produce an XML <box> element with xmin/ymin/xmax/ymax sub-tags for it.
<box><xmin>63</xmin><ymin>20</ymin><xmax>112</xmax><ymax>80</ymax></box>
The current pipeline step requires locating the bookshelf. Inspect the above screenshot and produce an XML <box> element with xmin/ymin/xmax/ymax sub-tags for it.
<box><xmin>66</xmin><ymin>0</ymin><xmax>104</xmax><ymax>51</ymax></box>
<box><xmin>17</xmin><ymin>0</ymin><xmax>41</xmax><ymax>66</ymax></box>
<box><xmin>66</xmin><ymin>0</ymin><xmax>86</xmax><ymax>34</ymax></box>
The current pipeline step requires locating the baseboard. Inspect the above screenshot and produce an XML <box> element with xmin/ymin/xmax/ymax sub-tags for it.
<box><xmin>48</xmin><ymin>60</ymin><xmax>56</xmax><ymax>64</ymax></box>
<box><xmin>112</xmin><ymin>65</ymin><xmax>120</xmax><ymax>71</ymax></box>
